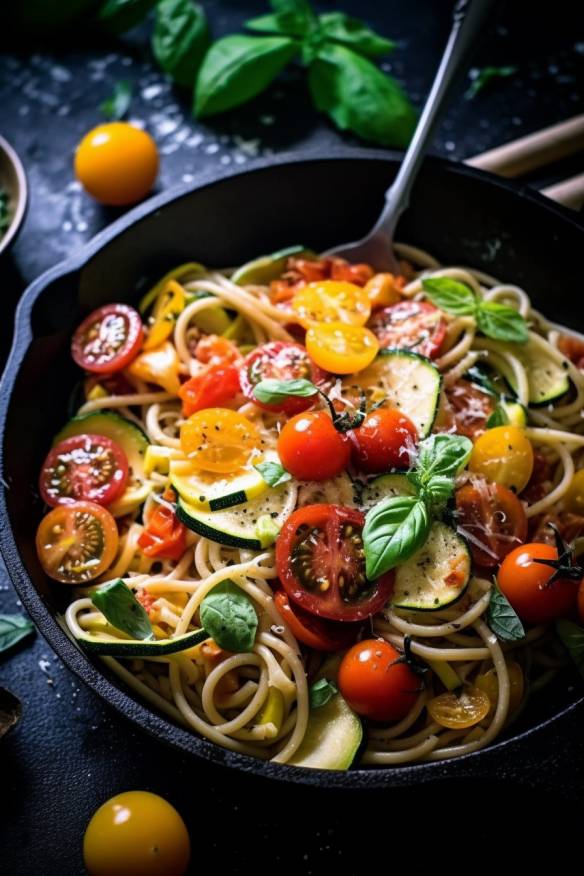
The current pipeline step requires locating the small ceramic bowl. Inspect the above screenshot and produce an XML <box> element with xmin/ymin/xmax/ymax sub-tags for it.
<box><xmin>0</xmin><ymin>134</ymin><xmax>28</xmax><ymax>257</ymax></box>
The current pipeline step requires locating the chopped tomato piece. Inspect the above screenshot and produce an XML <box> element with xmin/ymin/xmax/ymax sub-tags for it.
<box><xmin>138</xmin><ymin>492</ymin><xmax>187</xmax><ymax>561</ymax></box>
<box><xmin>558</xmin><ymin>334</ymin><xmax>584</xmax><ymax>370</ymax></box>
<box><xmin>195</xmin><ymin>335</ymin><xmax>240</xmax><ymax>366</ymax></box>
<box><xmin>445</xmin><ymin>379</ymin><xmax>495</xmax><ymax>440</ymax></box>
<box><xmin>178</xmin><ymin>364</ymin><xmax>240</xmax><ymax>416</ymax></box>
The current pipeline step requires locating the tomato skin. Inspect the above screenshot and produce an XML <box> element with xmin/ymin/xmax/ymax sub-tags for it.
<box><xmin>194</xmin><ymin>335</ymin><xmax>240</xmax><ymax>366</ymax></box>
<box><xmin>276</xmin><ymin>504</ymin><xmax>394</xmax><ymax>622</ymax></box>
<box><xmin>292</xmin><ymin>280</ymin><xmax>371</xmax><ymax>328</ymax></box>
<box><xmin>277</xmin><ymin>412</ymin><xmax>351</xmax><ymax>481</ymax></box>
<box><xmin>444</xmin><ymin>379</ymin><xmax>495</xmax><ymax>440</ymax></box>
<box><xmin>305</xmin><ymin>322</ymin><xmax>379</xmax><ymax>374</ymax></box>
<box><xmin>469</xmin><ymin>425</ymin><xmax>534</xmax><ymax>495</ymax></box>
<box><xmin>138</xmin><ymin>494</ymin><xmax>187</xmax><ymax>561</ymax></box>
<box><xmin>350</xmin><ymin>408</ymin><xmax>417</xmax><ymax>474</ymax></box>
<box><xmin>368</xmin><ymin>300</ymin><xmax>446</xmax><ymax>358</ymax></box>
<box><xmin>36</xmin><ymin>501</ymin><xmax>119</xmax><ymax>584</ymax></box>
<box><xmin>39</xmin><ymin>434</ymin><xmax>128</xmax><ymax>508</ymax></box>
<box><xmin>338</xmin><ymin>639</ymin><xmax>419</xmax><ymax>722</ymax></box>
<box><xmin>240</xmin><ymin>341</ymin><xmax>325</xmax><ymax>415</ymax></box>
<box><xmin>72</xmin><ymin>304</ymin><xmax>144</xmax><ymax>374</ymax></box>
<box><xmin>455</xmin><ymin>480</ymin><xmax>527</xmax><ymax>568</ymax></box>
<box><xmin>498</xmin><ymin>543</ymin><xmax>579</xmax><ymax>625</ymax></box>
<box><xmin>273</xmin><ymin>591</ymin><xmax>360</xmax><ymax>651</ymax></box>
<box><xmin>178</xmin><ymin>364</ymin><xmax>240</xmax><ymax>417</ymax></box>
<box><xmin>180</xmin><ymin>408</ymin><xmax>260</xmax><ymax>474</ymax></box>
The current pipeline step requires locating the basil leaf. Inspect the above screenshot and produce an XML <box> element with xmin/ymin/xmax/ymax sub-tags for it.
<box><xmin>253</xmin><ymin>377</ymin><xmax>317</xmax><ymax>405</ymax></box>
<box><xmin>194</xmin><ymin>35</ymin><xmax>298</xmax><ymax>117</ymax></box>
<box><xmin>476</xmin><ymin>301</ymin><xmax>529</xmax><ymax>344</ymax></box>
<box><xmin>0</xmin><ymin>614</ymin><xmax>35</xmax><ymax>655</ymax></box>
<box><xmin>92</xmin><ymin>579</ymin><xmax>154</xmax><ymax>641</ymax></box>
<box><xmin>100</xmin><ymin>80</ymin><xmax>133</xmax><ymax>121</ymax></box>
<box><xmin>271</xmin><ymin>0</ymin><xmax>315</xmax><ymax>35</ymax></box>
<box><xmin>308</xmin><ymin>43</ymin><xmax>416</xmax><ymax>148</ymax></box>
<box><xmin>415</xmin><ymin>433</ymin><xmax>473</xmax><ymax>482</ymax></box>
<box><xmin>318</xmin><ymin>12</ymin><xmax>395</xmax><ymax>58</ymax></box>
<box><xmin>487</xmin><ymin>582</ymin><xmax>525</xmax><ymax>642</ymax></box>
<box><xmin>363</xmin><ymin>495</ymin><xmax>430</xmax><ymax>579</ymax></box>
<box><xmin>0</xmin><ymin>687</ymin><xmax>22</xmax><ymax>739</ymax></box>
<box><xmin>152</xmin><ymin>0</ymin><xmax>209</xmax><ymax>88</ymax></box>
<box><xmin>422</xmin><ymin>474</ymin><xmax>455</xmax><ymax>505</ymax></box>
<box><xmin>465</xmin><ymin>65</ymin><xmax>517</xmax><ymax>100</ymax></box>
<box><xmin>253</xmin><ymin>460</ymin><xmax>292</xmax><ymax>487</ymax></box>
<box><xmin>486</xmin><ymin>404</ymin><xmax>509</xmax><ymax>429</ymax></box>
<box><xmin>421</xmin><ymin>277</ymin><xmax>477</xmax><ymax>316</ymax></box>
<box><xmin>0</xmin><ymin>188</ymin><xmax>10</xmax><ymax>235</ymax></box>
<box><xmin>200</xmin><ymin>579</ymin><xmax>258</xmax><ymax>653</ymax></box>
<box><xmin>97</xmin><ymin>0</ymin><xmax>157</xmax><ymax>34</ymax></box>
<box><xmin>309</xmin><ymin>678</ymin><xmax>338</xmax><ymax>709</ymax></box>
<box><xmin>556</xmin><ymin>619</ymin><xmax>584</xmax><ymax>679</ymax></box>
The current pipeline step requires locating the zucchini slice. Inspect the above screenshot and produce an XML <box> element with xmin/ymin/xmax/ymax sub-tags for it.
<box><xmin>231</xmin><ymin>245</ymin><xmax>310</xmax><ymax>285</ymax></box>
<box><xmin>393</xmin><ymin>522</ymin><xmax>471</xmax><ymax>611</ymax></box>
<box><xmin>484</xmin><ymin>334</ymin><xmax>570</xmax><ymax>406</ymax></box>
<box><xmin>177</xmin><ymin>481</ymin><xmax>295</xmax><ymax>549</ymax></box>
<box><xmin>342</xmin><ymin>350</ymin><xmax>441</xmax><ymax>437</ymax></box>
<box><xmin>288</xmin><ymin>694</ymin><xmax>362</xmax><ymax>771</ymax></box>
<box><xmin>359</xmin><ymin>473</ymin><xmax>415</xmax><ymax>513</ymax></box>
<box><xmin>76</xmin><ymin>627</ymin><xmax>208</xmax><ymax>656</ymax></box>
<box><xmin>170</xmin><ymin>450</ymin><xmax>280</xmax><ymax>512</ymax></box>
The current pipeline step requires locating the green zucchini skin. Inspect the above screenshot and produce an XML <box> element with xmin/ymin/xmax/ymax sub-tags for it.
<box><xmin>77</xmin><ymin>627</ymin><xmax>208</xmax><ymax>656</ymax></box>
<box><xmin>287</xmin><ymin>695</ymin><xmax>363</xmax><ymax>771</ymax></box>
<box><xmin>392</xmin><ymin>522</ymin><xmax>471</xmax><ymax>611</ymax></box>
<box><xmin>177</xmin><ymin>498</ymin><xmax>263</xmax><ymax>550</ymax></box>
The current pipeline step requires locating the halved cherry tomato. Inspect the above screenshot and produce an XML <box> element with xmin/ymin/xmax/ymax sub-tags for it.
<box><xmin>368</xmin><ymin>300</ymin><xmax>446</xmax><ymax>358</ymax></box>
<box><xmin>277</xmin><ymin>411</ymin><xmax>350</xmax><ymax>481</ymax></box>
<box><xmin>350</xmin><ymin>408</ymin><xmax>417</xmax><ymax>474</ymax></box>
<box><xmin>427</xmin><ymin>686</ymin><xmax>491</xmax><ymax>729</ymax></box>
<box><xmin>444</xmin><ymin>379</ymin><xmax>495</xmax><ymax>440</ymax></box>
<box><xmin>36</xmin><ymin>501</ymin><xmax>119</xmax><ymax>584</ymax></box>
<box><xmin>475</xmin><ymin>660</ymin><xmax>524</xmax><ymax>716</ymax></box>
<box><xmin>180</xmin><ymin>408</ymin><xmax>261</xmax><ymax>474</ymax></box>
<box><xmin>72</xmin><ymin>304</ymin><xmax>144</xmax><ymax>374</ymax></box>
<box><xmin>338</xmin><ymin>639</ymin><xmax>419</xmax><ymax>722</ymax></box>
<box><xmin>276</xmin><ymin>504</ymin><xmax>394</xmax><ymax>621</ymax></box>
<box><xmin>194</xmin><ymin>335</ymin><xmax>240</xmax><ymax>366</ymax></box>
<box><xmin>305</xmin><ymin>322</ymin><xmax>379</xmax><ymax>374</ymax></box>
<box><xmin>455</xmin><ymin>480</ymin><xmax>528</xmax><ymax>568</ymax></box>
<box><xmin>292</xmin><ymin>281</ymin><xmax>371</xmax><ymax>328</ymax></box>
<box><xmin>498</xmin><ymin>542</ymin><xmax>580</xmax><ymax>624</ymax></box>
<box><xmin>469</xmin><ymin>425</ymin><xmax>534</xmax><ymax>494</ymax></box>
<box><xmin>240</xmin><ymin>341</ymin><xmax>326</xmax><ymax>415</ymax></box>
<box><xmin>178</xmin><ymin>364</ymin><xmax>241</xmax><ymax>417</ymax></box>
<box><xmin>363</xmin><ymin>272</ymin><xmax>403</xmax><ymax>310</ymax></box>
<box><xmin>273</xmin><ymin>591</ymin><xmax>359</xmax><ymax>651</ymax></box>
<box><xmin>39</xmin><ymin>434</ymin><xmax>128</xmax><ymax>508</ymax></box>
<box><xmin>138</xmin><ymin>493</ymin><xmax>187</xmax><ymax>561</ymax></box>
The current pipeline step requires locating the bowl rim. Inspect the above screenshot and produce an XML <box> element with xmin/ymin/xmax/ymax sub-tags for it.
<box><xmin>0</xmin><ymin>133</ymin><xmax>28</xmax><ymax>256</ymax></box>
<box><xmin>1</xmin><ymin>147</ymin><xmax>583</xmax><ymax>788</ymax></box>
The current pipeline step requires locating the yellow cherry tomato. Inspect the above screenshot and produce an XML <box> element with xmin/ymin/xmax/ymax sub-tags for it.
<box><xmin>292</xmin><ymin>280</ymin><xmax>371</xmax><ymax>328</ymax></box>
<box><xmin>126</xmin><ymin>341</ymin><xmax>181</xmax><ymax>395</ymax></box>
<box><xmin>364</xmin><ymin>273</ymin><xmax>402</xmax><ymax>309</ymax></box>
<box><xmin>469</xmin><ymin>425</ymin><xmax>534</xmax><ymax>494</ymax></box>
<box><xmin>144</xmin><ymin>280</ymin><xmax>186</xmax><ymax>350</ymax></box>
<box><xmin>305</xmin><ymin>322</ymin><xmax>379</xmax><ymax>374</ymax></box>
<box><xmin>83</xmin><ymin>790</ymin><xmax>190</xmax><ymax>876</ymax></box>
<box><xmin>427</xmin><ymin>685</ymin><xmax>491</xmax><ymax>729</ymax></box>
<box><xmin>75</xmin><ymin>122</ymin><xmax>159</xmax><ymax>206</ymax></box>
<box><xmin>475</xmin><ymin>661</ymin><xmax>524</xmax><ymax>717</ymax></box>
<box><xmin>180</xmin><ymin>407</ymin><xmax>261</xmax><ymax>473</ymax></box>
<box><xmin>564</xmin><ymin>468</ymin><xmax>584</xmax><ymax>514</ymax></box>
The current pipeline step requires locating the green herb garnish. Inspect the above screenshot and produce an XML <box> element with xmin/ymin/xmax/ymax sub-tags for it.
<box><xmin>92</xmin><ymin>579</ymin><xmax>154</xmax><ymax>641</ymax></box>
<box><xmin>253</xmin><ymin>460</ymin><xmax>292</xmax><ymax>487</ymax></box>
<box><xmin>0</xmin><ymin>614</ymin><xmax>35</xmax><ymax>655</ymax></box>
<box><xmin>309</xmin><ymin>678</ymin><xmax>338</xmax><ymax>709</ymax></box>
<box><xmin>200</xmin><ymin>579</ymin><xmax>258</xmax><ymax>653</ymax></box>
<box><xmin>152</xmin><ymin>0</ymin><xmax>210</xmax><ymax>87</ymax></box>
<box><xmin>487</xmin><ymin>582</ymin><xmax>525</xmax><ymax>642</ymax></box>
<box><xmin>465</xmin><ymin>65</ymin><xmax>517</xmax><ymax>100</ymax></box>
<box><xmin>100</xmin><ymin>80</ymin><xmax>133</xmax><ymax>120</ymax></box>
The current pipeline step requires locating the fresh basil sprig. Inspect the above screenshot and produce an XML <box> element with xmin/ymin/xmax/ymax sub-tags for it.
<box><xmin>317</xmin><ymin>12</ymin><xmax>395</xmax><ymax>58</ymax></box>
<box><xmin>485</xmin><ymin>404</ymin><xmax>509</xmax><ymax>428</ymax></box>
<box><xmin>97</xmin><ymin>0</ymin><xmax>158</xmax><ymax>34</ymax></box>
<box><xmin>422</xmin><ymin>277</ymin><xmax>528</xmax><ymax>344</ymax></box>
<box><xmin>487</xmin><ymin>582</ymin><xmax>525</xmax><ymax>642</ymax></box>
<box><xmin>152</xmin><ymin>0</ymin><xmax>210</xmax><ymax>87</ymax></box>
<box><xmin>556</xmin><ymin>619</ymin><xmax>584</xmax><ymax>679</ymax></box>
<box><xmin>309</xmin><ymin>678</ymin><xmax>338</xmax><ymax>709</ymax></box>
<box><xmin>253</xmin><ymin>377</ymin><xmax>317</xmax><ymax>405</ymax></box>
<box><xmin>253</xmin><ymin>460</ymin><xmax>292</xmax><ymax>487</ymax></box>
<box><xmin>0</xmin><ymin>614</ymin><xmax>35</xmax><ymax>655</ymax></box>
<box><xmin>92</xmin><ymin>579</ymin><xmax>154</xmax><ymax>641</ymax></box>
<box><xmin>200</xmin><ymin>579</ymin><xmax>258</xmax><ymax>653</ymax></box>
<box><xmin>100</xmin><ymin>80</ymin><xmax>133</xmax><ymax>120</ymax></box>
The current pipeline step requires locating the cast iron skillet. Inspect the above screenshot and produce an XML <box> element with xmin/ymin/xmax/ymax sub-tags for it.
<box><xmin>1</xmin><ymin>149</ymin><xmax>583</xmax><ymax>789</ymax></box>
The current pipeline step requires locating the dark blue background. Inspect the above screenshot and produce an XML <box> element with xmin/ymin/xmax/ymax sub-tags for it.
<box><xmin>1</xmin><ymin>2</ymin><xmax>583</xmax><ymax>873</ymax></box>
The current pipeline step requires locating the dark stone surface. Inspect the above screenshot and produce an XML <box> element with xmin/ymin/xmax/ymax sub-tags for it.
<box><xmin>0</xmin><ymin>2</ymin><xmax>583</xmax><ymax>873</ymax></box>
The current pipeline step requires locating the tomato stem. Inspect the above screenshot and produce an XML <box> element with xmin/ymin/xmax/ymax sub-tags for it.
<box><xmin>532</xmin><ymin>522</ymin><xmax>584</xmax><ymax>586</ymax></box>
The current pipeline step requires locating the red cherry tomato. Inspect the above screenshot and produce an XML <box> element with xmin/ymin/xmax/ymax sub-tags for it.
<box><xmin>329</xmin><ymin>258</ymin><xmax>374</xmax><ymax>286</ymax></box>
<box><xmin>240</xmin><ymin>341</ymin><xmax>326</xmax><ymax>415</ymax></box>
<box><xmin>368</xmin><ymin>300</ymin><xmax>446</xmax><ymax>358</ymax></box>
<box><xmin>39</xmin><ymin>434</ymin><xmax>128</xmax><ymax>508</ymax></box>
<box><xmin>273</xmin><ymin>591</ymin><xmax>360</xmax><ymax>651</ymax></box>
<box><xmin>178</xmin><ymin>364</ymin><xmax>241</xmax><ymax>417</ymax></box>
<box><xmin>350</xmin><ymin>408</ymin><xmax>417</xmax><ymax>474</ymax></box>
<box><xmin>455</xmin><ymin>480</ymin><xmax>527</xmax><ymax>568</ymax></box>
<box><xmin>277</xmin><ymin>411</ymin><xmax>350</xmax><ymax>481</ymax></box>
<box><xmin>276</xmin><ymin>504</ymin><xmax>394</xmax><ymax>622</ymax></box>
<box><xmin>498</xmin><ymin>542</ymin><xmax>579</xmax><ymax>625</ymax></box>
<box><xmin>338</xmin><ymin>639</ymin><xmax>419</xmax><ymax>722</ymax></box>
<box><xmin>444</xmin><ymin>379</ymin><xmax>495</xmax><ymax>440</ymax></box>
<box><xmin>72</xmin><ymin>304</ymin><xmax>144</xmax><ymax>374</ymax></box>
<box><xmin>138</xmin><ymin>495</ymin><xmax>187</xmax><ymax>562</ymax></box>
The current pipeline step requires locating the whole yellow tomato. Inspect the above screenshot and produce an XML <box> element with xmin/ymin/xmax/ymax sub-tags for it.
<box><xmin>74</xmin><ymin>122</ymin><xmax>159</xmax><ymax>206</ymax></box>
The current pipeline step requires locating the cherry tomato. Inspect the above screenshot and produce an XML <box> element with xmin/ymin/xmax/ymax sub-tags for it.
<box><xmin>194</xmin><ymin>334</ymin><xmax>240</xmax><ymax>365</ymax></box>
<box><xmin>498</xmin><ymin>542</ymin><xmax>579</xmax><ymax>624</ymax></box>
<box><xmin>83</xmin><ymin>790</ymin><xmax>190</xmax><ymax>876</ymax></box>
<box><xmin>305</xmin><ymin>322</ymin><xmax>379</xmax><ymax>374</ymax></box>
<box><xmin>138</xmin><ymin>492</ymin><xmax>187</xmax><ymax>561</ymax></box>
<box><xmin>329</xmin><ymin>258</ymin><xmax>374</xmax><ymax>286</ymax></box>
<box><xmin>368</xmin><ymin>300</ymin><xmax>446</xmax><ymax>358</ymax></box>
<box><xmin>363</xmin><ymin>272</ymin><xmax>403</xmax><ymax>310</ymax></box>
<box><xmin>36</xmin><ymin>501</ymin><xmax>119</xmax><ymax>584</ymax></box>
<box><xmin>564</xmin><ymin>469</ymin><xmax>584</xmax><ymax>515</ymax></box>
<box><xmin>469</xmin><ymin>425</ymin><xmax>534</xmax><ymax>494</ymax></box>
<box><xmin>338</xmin><ymin>639</ymin><xmax>419</xmax><ymax>722</ymax></box>
<box><xmin>455</xmin><ymin>480</ymin><xmax>527</xmax><ymax>568</ymax></box>
<box><xmin>444</xmin><ymin>379</ymin><xmax>495</xmax><ymax>440</ymax></box>
<box><xmin>350</xmin><ymin>408</ymin><xmax>417</xmax><ymax>474</ymax></box>
<box><xmin>276</xmin><ymin>504</ymin><xmax>394</xmax><ymax>622</ymax></box>
<box><xmin>277</xmin><ymin>411</ymin><xmax>350</xmax><ymax>481</ymax></box>
<box><xmin>427</xmin><ymin>686</ymin><xmax>491</xmax><ymax>729</ymax></box>
<box><xmin>179</xmin><ymin>408</ymin><xmax>260</xmax><ymax>474</ymax></box>
<box><xmin>39</xmin><ymin>434</ymin><xmax>128</xmax><ymax>508</ymax></box>
<box><xmin>240</xmin><ymin>341</ymin><xmax>325</xmax><ymax>415</ymax></box>
<box><xmin>558</xmin><ymin>334</ymin><xmax>584</xmax><ymax>370</ymax></box>
<box><xmin>178</xmin><ymin>364</ymin><xmax>241</xmax><ymax>417</ymax></box>
<box><xmin>273</xmin><ymin>590</ymin><xmax>360</xmax><ymax>651</ymax></box>
<box><xmin>72</xmin><ymin>304</ymin><xmax>144</xmax><ymax>374</ymax></box>
<box><xmin>75</xmin><ymin>122</ymin><xmax>159</xmax><ymax>207</ymax></box>
<box><xmin>292</xmin><ymin>280</ymin><xmax>371</xmax><ymax>328</ymax></box>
